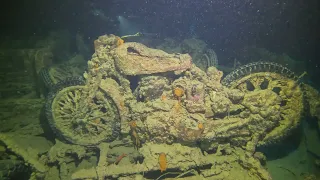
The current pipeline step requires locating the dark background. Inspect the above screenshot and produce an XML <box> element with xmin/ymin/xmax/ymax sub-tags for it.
<box><xmin>1</xmin><ymin>0</ymin><xmax>319</xmax><ymax>84</ymax></box>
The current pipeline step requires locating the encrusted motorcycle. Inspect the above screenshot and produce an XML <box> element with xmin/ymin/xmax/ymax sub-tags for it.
<box><xmin>44</xmin><ymin>34</ymin><xmax>305</xmax><ymax>179</ymax></box>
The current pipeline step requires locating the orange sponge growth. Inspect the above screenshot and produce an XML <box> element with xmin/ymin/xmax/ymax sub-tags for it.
<box><xmin>198</xmin><ymin>123</ymin><xmax>204</xmax><ymax>130</ymax></box>
<box><xmin>173</xmin><ymin>87</ymin><xmax>184</xmax><ymax>103</ymax></box>
<box><xmin>158</xmin><ymin>152</ymin><xmax>167</xmax><ymax>173</ymax></box>
<box><xmin>117</xmin><ymin>37</ymin><xmax>124</xmax><ymax>46</ymax></box>
<box><xmin>173</xmin><ymin>87</ymin><xmax>184</xmax><ymax>98</ymax></box>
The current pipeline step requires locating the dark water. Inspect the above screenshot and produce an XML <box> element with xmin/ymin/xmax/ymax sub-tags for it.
<box><xmin>0</xmin><ymin>0</ymin><xmax>320</xmax><ymax>179</ymax></box>
<box><xmin>1</xmin><ymin>0</ymin><xmax>319</xmax><ymax>83</ymax></box>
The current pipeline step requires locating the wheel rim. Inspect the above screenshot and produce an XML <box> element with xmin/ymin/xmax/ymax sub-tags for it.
<box><xmin>229</xmin><ymin>72</ymin><xmax>304</xmax><ymax>146</ymax></box>
<box><xmin>50</xmin><ymin>85</ymin><xmax>120</xmax><ymax>145</ymax></box>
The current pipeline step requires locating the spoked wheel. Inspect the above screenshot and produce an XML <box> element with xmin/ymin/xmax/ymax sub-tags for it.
<box><xmin>222</xmin><ymin>62</ymin><xmax>304</xmax><ymax>146</ymax></box>
<box><xmin>46</xmin><ymin>83</ymin><xmax>120</xmax><ymax>146</ymax></box>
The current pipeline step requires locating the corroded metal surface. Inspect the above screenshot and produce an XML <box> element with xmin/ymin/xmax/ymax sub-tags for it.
<box><xmin>114</xmin><ymin>42</ymin><xmax>192</xmax><ymax>75</ymax></box>
<box><xmin>16</xmin><ymin>34</ymin><xmax>311</xmax><ymax>179</ymax></box>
